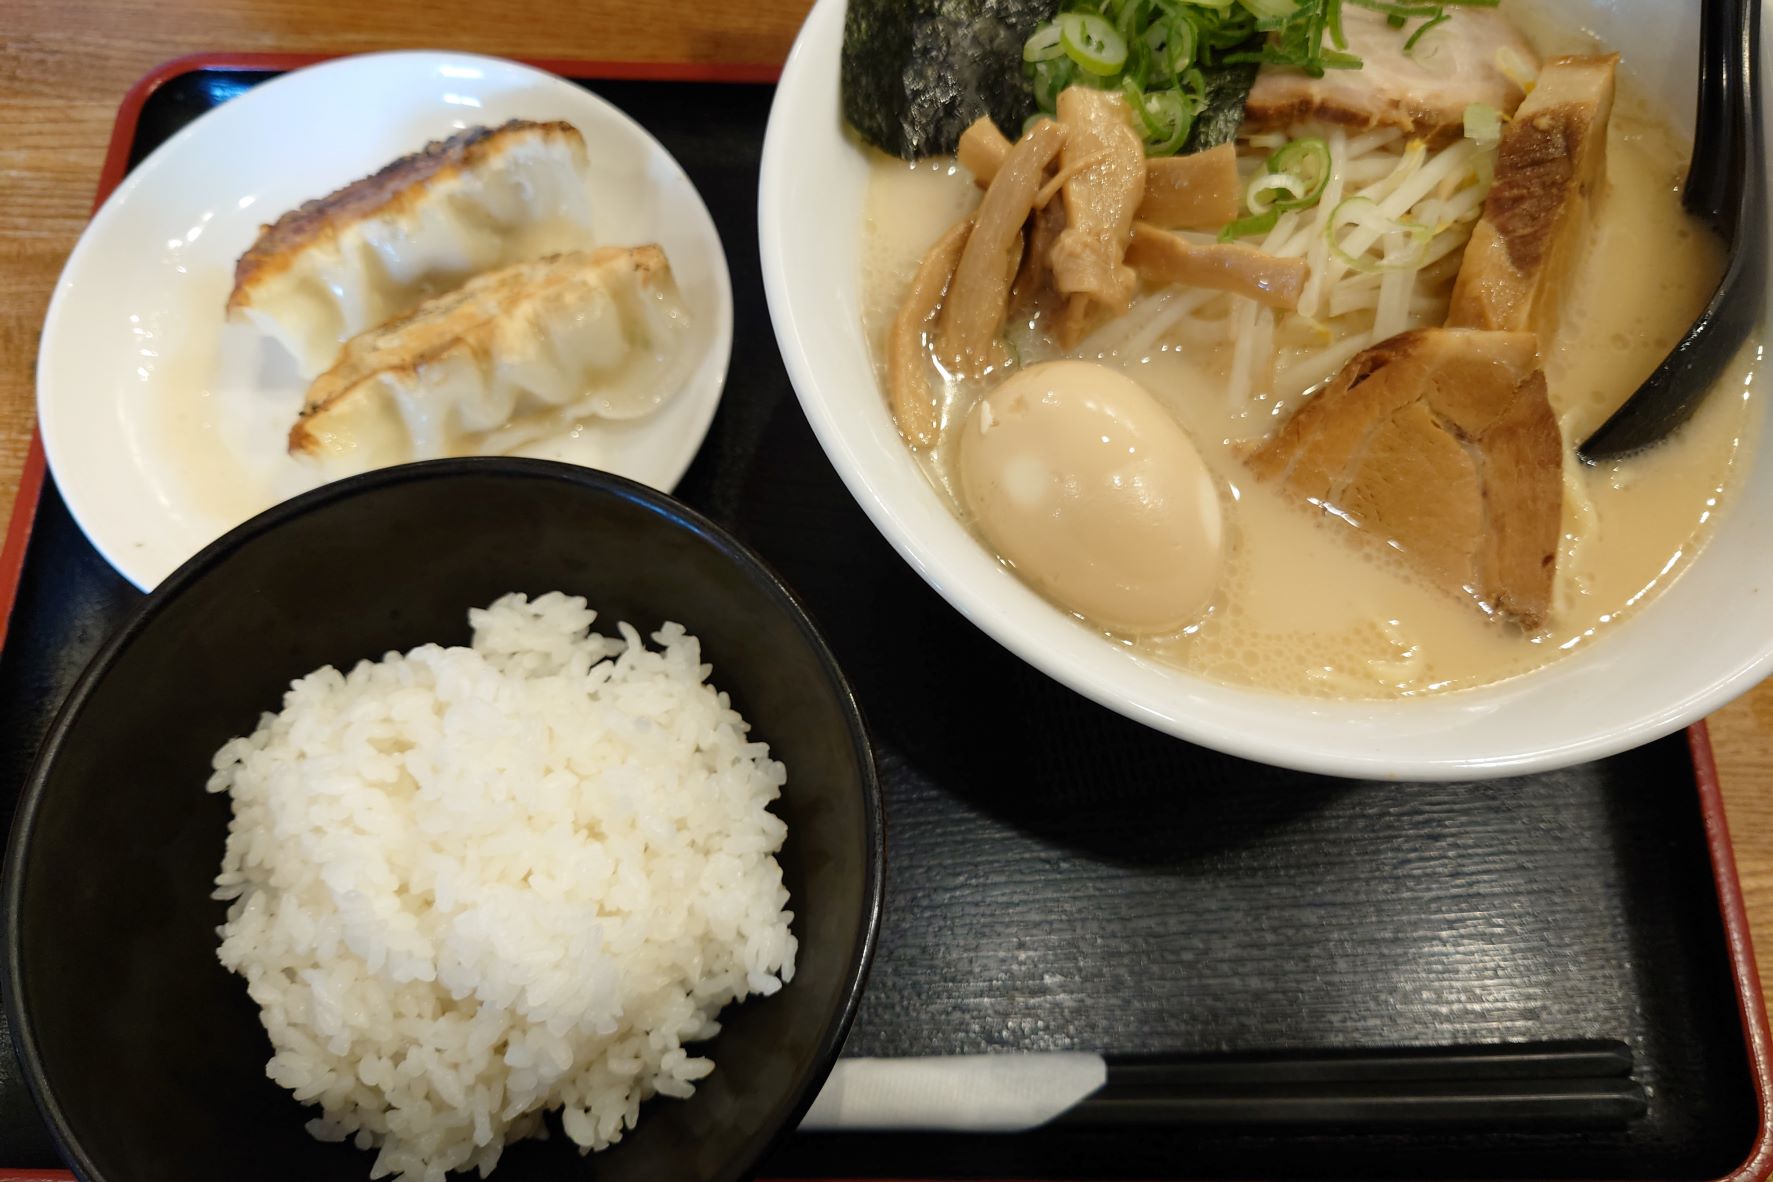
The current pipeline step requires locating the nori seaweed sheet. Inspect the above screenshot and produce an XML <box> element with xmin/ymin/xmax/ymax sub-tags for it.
<box><xmin>841</xmin><ymin>0</ymin><xmax>1263</xmax><ymax>162</ymax></box>
<box><xmin>1182</xmin><ymin>56</ymin><xmax>1260</xmax><ymax>154</ymax></box>
<box><xmin>842</xmin><ymin>0</ymin><xmax>1058</xmax><ymax>160</ymax></box>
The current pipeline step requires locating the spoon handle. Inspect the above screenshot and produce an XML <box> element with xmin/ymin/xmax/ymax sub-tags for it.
<box><xmin>1687</xmin><ymin>0</ymin><xmax>1744</xmax><ymax>235</ymax></box>
<box><xmin>1578</xmin><ymin>0</ymin><xmax>1765</xmax><ymax>461</ymax></box>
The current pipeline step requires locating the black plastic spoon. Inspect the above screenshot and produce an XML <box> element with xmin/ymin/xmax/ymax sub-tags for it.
<box><xmin>1578</xmin><ymin>0</ymin><xmax>1766</xmax><ymax>462</ymax></box>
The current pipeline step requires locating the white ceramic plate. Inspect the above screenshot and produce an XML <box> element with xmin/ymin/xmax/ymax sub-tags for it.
<box><xmin>38</xmin><ymin>51</ymin><xmax>734</xmax><ymax>591</ymax></box>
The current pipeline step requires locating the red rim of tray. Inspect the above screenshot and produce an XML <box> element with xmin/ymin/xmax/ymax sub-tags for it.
<box><xmin>0</xmin><ymin>51</ymin><xmax>1768</xmax><ymax>1182</ymax></box>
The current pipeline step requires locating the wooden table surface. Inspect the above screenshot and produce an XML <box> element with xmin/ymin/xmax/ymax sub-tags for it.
<box><xmin>5</xmin><ymin>0</ymin><xmax>1773</xmax><ymax>1087</ymax></box>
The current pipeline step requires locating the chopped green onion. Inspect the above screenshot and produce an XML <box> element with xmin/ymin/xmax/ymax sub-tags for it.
<box><xmin>1031</xmin><ymin>56</ymin><xmax>1079</xmax><ymax>108</ymax></box>
<box><xmin>1238</xmin><ymin>0</ymin><xmax>1302</xmax><ymax>17</ymax></box>
<box><xmin>1463</xmin><ymin>102</ymin><xmax>1503</xmax><ymax>146</ymax></box>
<box><xmin>1145</xmin><ymin>16</ymin><xmax>1198</xmax><ymax>75</ymax></box>
<box><xmin>1061</xmin><ymin>11</ymin><xmax>1131</xmax><ymax>75</ymax></box>
<box><xmin>1180</xmin><ymin>64</ymin><xmax>1209</xmax><ymax>99</ymax></box>
<box><xmin>1240</xmin><ymin>135</ymin><xmax>1330</xmax><ymax>219</ymax></box>
<box><xmin>1266</xmin><ymin>135</ymin><xmax>1330</xmax><ymax>208</ymax></box>
<box><xmin>1138</xmin><ymin>21</ymin><xmax>1167</xmax><ymax>75</ymax></box>
<box><xmin>1218</xmin><ymin>208</ymin><xmax>1281</xmax><ymax>242</ymax></box>
<box><xmin>1247</xmin><ymin>171</ymin><xmax>1311</xmax><ymax>214</ymax></box>
<box><xmin>1116</xmin><ymin>0</ymin><xmax>1152</xmax><ymax>35</ymax></box>
<box><xmin>1402</xmin><ymin>9</ymin><xmax>1449</xmax><ymax>50</ymax></box>
<box><xmin>1028</xmin><ymin>0</ymin><xmax>1261</xmax><ymax>154</ymax></box>
<box><xmin>1123</xmin><ymin>75</ymin><xmax>1195</xmax><ymax>151</ymax></box>
<box><xmin>1024</xmin><ymin>22</ymin><xmax>1066</xmax><ymax>63</ymax></box>
<box><xmin>1219</xmin><ymin>0</ymin><xmax>1496</xmax><ymax>77</ymax></box>
<box><xmin>1345</xmin><ymin>0</ymin><xmax>1452</xmax><ymax>16</ymax></box>
<box><xmin>1140</xmin><ymin>88</ymin><xmax>1195</xmax><ymax>153</ymax></box>
<box><xmin>1120</xmin><ymin>75</ymin><xmax>1153</xmax><ymax>125</ymax></box>
<box><xmin>1326</xmin><ymin>196</ymin><xmax>1432</xmax><ymax>272</ymax></box>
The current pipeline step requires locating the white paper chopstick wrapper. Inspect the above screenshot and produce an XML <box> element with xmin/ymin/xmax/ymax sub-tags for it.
<box><xmin>799</xmin><ymin>1053</ymin><xmax>1109</xmax><ymax>1132</ymax></box>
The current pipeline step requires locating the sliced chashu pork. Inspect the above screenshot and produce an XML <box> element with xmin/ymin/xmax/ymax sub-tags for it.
<box><xmin>1244</xmin><ymin>6</ymin><xmax>1536</xmax><ymax>144</ymax></box>
<box><xmin>1247</xmin><ymin>329</ymin><xmax>1562</xmax><ymax>626</ymax></box>
<box><xmin>1447</xmin><ymin>54</ymin><xmax>1619</xmax><ymax>339</ymax></box>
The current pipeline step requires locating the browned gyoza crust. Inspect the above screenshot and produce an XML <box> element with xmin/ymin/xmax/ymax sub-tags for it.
<box><xmin>287</xmin><ymin>246</ymin><xmax>671</xmax><ymax>456</ymax></box>
<box><xmin>226</xmin><ymin>120</ymin><xmax>586</xmax><ymax>314</ymax></box>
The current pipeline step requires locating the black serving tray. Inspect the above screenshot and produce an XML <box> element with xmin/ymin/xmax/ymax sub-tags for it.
<box><xmin>0</xmin><ymin>59</ymin><xmax>1764</xmax><ymax>1182</ymax></box>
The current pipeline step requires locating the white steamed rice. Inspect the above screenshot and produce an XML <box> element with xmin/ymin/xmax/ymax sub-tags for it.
<box><xmin>208</xmin><ymin>592</ymin><xmax>797</xmax><ymax>1181</ymax></box>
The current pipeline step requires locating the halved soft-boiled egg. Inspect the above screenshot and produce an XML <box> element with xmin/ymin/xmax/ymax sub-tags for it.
<box><xmin>957</xmin><ymin>359</ymin><xmax>1225</xmax><ymax>635</ymax></box>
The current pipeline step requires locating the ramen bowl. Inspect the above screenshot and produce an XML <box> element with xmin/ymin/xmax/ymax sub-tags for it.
<box><xmin>758</xmin><ymin>0</ymin><xmax>1772</xmax><ymax>779</ymax></box>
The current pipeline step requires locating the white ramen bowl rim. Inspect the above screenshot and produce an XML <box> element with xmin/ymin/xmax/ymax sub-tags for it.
<box><xmin>758</xmin><ymin>0</ymin><xmax>1773</xmax><ymax>780</ymax></box>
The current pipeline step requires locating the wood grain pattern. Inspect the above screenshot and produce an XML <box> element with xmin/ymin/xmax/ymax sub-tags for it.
<box><xmin>3</xmin><ymin>0</ymin><xmax>1773</xmax><ymax>1072</ymax></box>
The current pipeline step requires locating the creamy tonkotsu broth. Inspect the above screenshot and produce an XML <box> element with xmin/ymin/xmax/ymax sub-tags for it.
<box><xmin>860</xmin><ymin>33</ymin><xmax>1760</xmax><ymax>698</ymax></box>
